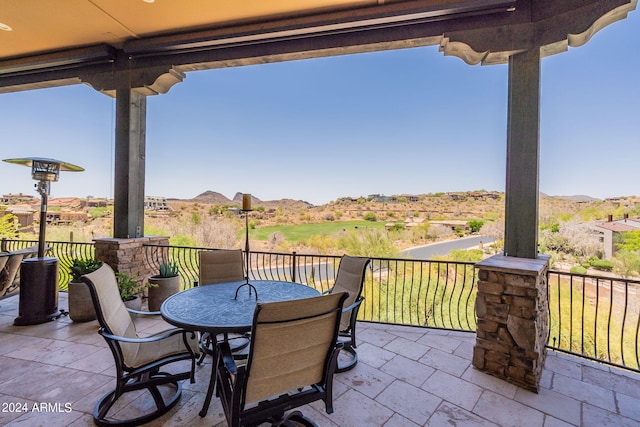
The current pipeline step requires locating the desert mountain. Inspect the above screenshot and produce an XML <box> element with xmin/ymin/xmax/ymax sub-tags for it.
<box><xmin>189</xmin><ymin>191</ymin><xmax>234</xmax><ymax>205</ymax></box>
<box><xmin>188</xmin><ymin>191</ymin><xmax>314</xmax><ymax>209</ymax></box>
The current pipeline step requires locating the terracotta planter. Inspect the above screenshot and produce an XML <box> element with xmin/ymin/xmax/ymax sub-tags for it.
<box><xmin>68</xmin><ymin>281</ymin><xmax>97</xmax><ymax>322</ymax></box>
<box><xmin>148</xmin><ymin>275</ymin><xmax>181</xmax><ymax>311</ymax></box>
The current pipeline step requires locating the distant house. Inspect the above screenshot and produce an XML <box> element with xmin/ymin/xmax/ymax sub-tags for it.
<box><xmin>80</xmin><ymin>198</ymin><xmax>110</xmax><ymax>208</ymax></box>
<box><xmin>3</xmin><ymin>206</ymin><xmax>35</xmax><ymax>229</ymax></box>
<box><xmin>369</xmin><ymin>194</ymin><xmax>396</xmax><ymax>203</ymax></box>
<box><xmin>399</xmin><ymin>194</ymin><xmax>420</xmax><ymax>202</ymax></box>
<box><xmin>337</xmin><ymin>196</ymin><xmax>360</xmax><ymax>203</ymax></box>
<box><xmin>469</xmin><ymin>191</ymin><xmax>501</xmax><ymax>200</ymax></box>
<box><xmin>1</xmin><ymin>193</ymin><xmax>36</xmax><ymax>204</ymax></box>
<box><xmin>430</xmin><ymin>219</ymin><xmax>469</xmax><ymax>231</ymax></box>
<box><xmin>591</xmin><ymin>214</ymin><xmax>640</xmax><ymax>259</ymax></box>
<box><xmin>446</xmin><ymin>193</ymin><xmax>465</xmax><ymax>201</ymax></box>
<box><xmin>145</xmin><ymin>196</ymin><xmax>169</xmax><ymax>211</ymax></box>
<box><xmin>46</xmin><ymin>211</ymin><xmax>88</xmax><ymax>224</ymax></box>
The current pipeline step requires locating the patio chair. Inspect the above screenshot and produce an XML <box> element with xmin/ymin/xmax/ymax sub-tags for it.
<box><xmin>198</xmin><ymin>249</ymin><xmax>249</xmax><ymax>364</ymax></box>
<box><xmin>199</xmin><ymin>248</ymin><xmax>245</xmax><ymax>286</ymax></box>
<box><xmin>0</xmin><ymin>253</ymin><xmax>14</xmax><ymax>299</ymax></box>
<box><xmin>0</xmin><ymin>245</ymin><xmax>39</xmax><ymax>299</ymax></box>
<box><xmin>81</xmin><ymin>263</ymin><xmax>197</xmax><ymax>426</ymax></box>
<box><xmin>326</xmin><ymin>255</ymin><xmax>371</xmax><ymax>372</ymax></box>
<box><xmin>216</xmin><ymin>291</ymin><xmax>348</xmax><ymax>427</ymax></box>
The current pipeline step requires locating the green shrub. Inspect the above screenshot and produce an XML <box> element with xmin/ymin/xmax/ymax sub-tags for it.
<box><xmin>589</xmin><ymin>259</ymin><xmax>614</xmax><ymax>272</ymax></box>
<box><xmin>446</xmin><ymin>249</ymin><xmax>483</xmax><ymax>262</ymax></box>
<box><xmin>570</xmin><ymin>266</ymin><xmax>588</xmax><ymax>275</ymax></box>
<box><xmin>169</xmin><ymin>234</ymin><xmax>196</xmax><ymax>246</ymax></box>
<box><xmin>159</xmin><ymin>262</ymin><xmax>179</xmax><ymax>278</ymax></box>
<box><xmin>468</xmin><ymin>220</ymin><xmax>485</xmax><ymax>233</ymax></box>
<box><xmin>69</xmin><ymin>259</ymin><xmax>103</xmax><ymax>282</ymax></box>
<box><xmin>363</xmin><ymin>212</ymin><xmax>378</xmax><ymax>222</ymax></box>
<box><xmin>116</xmin><ymin>272</ymin><xmax>140</xmax><ymax>301</ymax></box>
<box><xmin>388</xmin><ymin>223</ymin><xmax>405</xmax><ymax>232</ymax></box>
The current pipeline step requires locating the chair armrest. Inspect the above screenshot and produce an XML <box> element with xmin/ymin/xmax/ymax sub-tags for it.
<box><xmin>217</xmin><ymin>341</ymin><xmax>238</xmax><ymax>376</ymax></box>
<box><xmin>342</xmin><ymin>296</ymin><xmax>363</xmax><ymax>314</ymax></box>
<box><xmin>100</xmin><ymin>327</ymin><xmax>188</xmax><ymax>344</ymax></box>
<box><xmin>127</xmin><ymin>308</ymin><xmax>161</xmax><ymax>316</ymax></box>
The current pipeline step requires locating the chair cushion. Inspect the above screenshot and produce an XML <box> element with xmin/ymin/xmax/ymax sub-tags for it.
<box><xmin>331</xmin><ymin>256</ymin><xmax>369</xmax><ymax>331</ymax></box>
<box><xmin>244</xmin><ymin>293</ymin><xmax>345</xmax><ymax>404</ymax></box>
<box><xmin>199</xmin><ymin>249</ymin><xmax>244</xmax><ymax>285</ymax></box>
<box><xmin>130</xmin><ymin>329</ymin><xmax>199</xmax><ymax>369</ymax></box>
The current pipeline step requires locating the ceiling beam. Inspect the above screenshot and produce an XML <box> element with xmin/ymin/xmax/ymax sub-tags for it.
<box><xmin>0</xmin><ymin>0</ymin><xmax>635</xmax><ymax>94</ymax></box>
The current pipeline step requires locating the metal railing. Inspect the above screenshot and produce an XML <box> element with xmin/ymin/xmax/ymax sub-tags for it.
<box><xmin>141</xmin><ymin>244</ymin><xmax>478</xmax><ymax>331</ymax></box>
<box><xmin>4</xmin><ymin>238</ymin><xmax>639</xmax><ymax>372</ymax></box>
<box><xmin>2</xmin><ymin>238</ymin><xmax>95</xmax><ymax>291</ymax></box>
<box><xmin>547</xmin><ymin>270</ymin><xmax>640</xmax><ymax>371</ymax></box>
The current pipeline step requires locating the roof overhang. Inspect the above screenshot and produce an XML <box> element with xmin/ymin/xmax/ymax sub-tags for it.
<box><xmin>0</xmin><ymin>0</ymin><xmax>636</xmax><ymax>95</ymax></box>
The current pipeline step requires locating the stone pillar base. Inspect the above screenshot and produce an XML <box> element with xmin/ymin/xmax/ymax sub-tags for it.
<box><xmin>94</xmin><ymin>236</ymin><xmax>169</xmax><ymax>289</ymax></box>
<box><xmin>473</xmin><ymin>254</ymin><xmax>550</xmax><ymax>392</ymax></box>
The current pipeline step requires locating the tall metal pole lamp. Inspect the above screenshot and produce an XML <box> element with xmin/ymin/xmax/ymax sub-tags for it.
<box><xmin>3</xmin><ymin>157</ymin><xmax>84</xmax><ymax>325</ymax></box>
<box><xmin>234</xmin><ymin>193</ymin><xmax>257</xmax><ymax>299</ymax></box>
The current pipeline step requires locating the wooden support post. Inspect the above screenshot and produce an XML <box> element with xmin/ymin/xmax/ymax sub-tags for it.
<box><xmin>114</xmin><ymin>88</ymin><xmax>146</xmax><ymax>239</ymax></box>
<box><xmin>504</xmin><ymin>49</ymin><xmax>541</xmax><ymax>259</ymax></box>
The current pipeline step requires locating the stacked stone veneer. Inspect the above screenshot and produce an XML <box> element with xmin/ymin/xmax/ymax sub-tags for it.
<box><xmin>472</xmin><ymin>254</ymin><xmax>551</xmax><ymax>393</ymax></box>
<box><xmin>94</xmin><ymin>236</ymin><xmax>169</xmax><ymax>290</ymax></box>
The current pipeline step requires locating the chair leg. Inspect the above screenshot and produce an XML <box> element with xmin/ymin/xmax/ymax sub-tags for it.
<box><xmin>198</xmin><ymin>333</ymin><xmax>249</xmax><ymax>366</ymax></box>
<box><xmin>93</xmin><ymin>374</ymin><xmax>183</xmax><ymax>426</ymax></box>
<box><xmin>271</xmin><ymin>410</ymin><xmax>318</xmax><ymax>427</ymax></box>
<box><xmin>198</xmin><ymin>333</ymin><xmax>212</xmax><ymax>365</ymax></box>
<box><xmin>336</xmin><ymin>345</ymin><xmax>358</xmax><ymax>373</ymax></box>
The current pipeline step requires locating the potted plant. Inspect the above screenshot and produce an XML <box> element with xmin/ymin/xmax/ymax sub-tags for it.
<box><xmin>116</xmin><ymin>272</ymin><xmax>143</xmax><ymax>311</ymax></box>
<box><xmin>68</xmin><ymin>259</ymin><xmax>103</xmax><ymax>322</ymax></box>
<box><xmin>147</xmin><ymin>262</ymin><xmax>181</xmax><ymax>311</ymax></box>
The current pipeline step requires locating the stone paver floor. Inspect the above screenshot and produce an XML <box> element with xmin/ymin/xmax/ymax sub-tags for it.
<box><xmin>1</xmin><ymin>293</ymin><xmax>639</xmax><ymax>426</ymax></box>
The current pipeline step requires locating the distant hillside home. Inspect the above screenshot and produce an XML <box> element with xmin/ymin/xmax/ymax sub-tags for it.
<box><xmin>1</xmin><ymin>193</ymin><xmax>36</xmax><ymax>204</ymax></box>
<box><xmin>591</xmin><ymin>214</ymin><xmax>640</xmax><ymax>259</ymax></box>
<box><xmin>6</xmin><ymin>206</ymin><xmax>35</xmax><ymax>228</ymax></box>
<box><xmin>430</xmin><ymin>220</ymin><xmax>469</xmax><ymax>231</ymax></box>
<box><xmin>80</xmin><ymin>198</ymin><xmax>110</xmax><ymax>208</ymax></box>
<box><xmin>46</xmin><ymin>211</ymin><xmax>88</xmax><ymax>224</ymax></box>
<box><xmin>145</xmin><ymin>196</ymin><xmax>169</xmax><ymax>211</ymax></box>
<box><xmin>400</xmin><ymin>194</ymin><xmax>420</xmax><ymax>202</ymax></box>
<box><xmin>446</xmin><ymin>193</ymin><xmax>465</xmax><ymax>201</ymax></box>
<box><xmin>469</xmin><ymin>191</ymin><xmax>501</xmax><ymax>200</ymax></box>
<box><xmin>369</xmin><ymin>194</ymin><xmax>395</xmax><ymax>203</ymax></box>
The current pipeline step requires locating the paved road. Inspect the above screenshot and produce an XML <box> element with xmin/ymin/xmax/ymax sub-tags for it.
<box><xmin>401</xmin><ymin>235</ymin><xmax>495</xmax><ymax>260</ymax></box>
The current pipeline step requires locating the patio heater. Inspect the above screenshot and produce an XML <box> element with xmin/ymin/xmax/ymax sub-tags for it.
<box><xmin>3</xmin><ymin>157</ymin><xmax>84</xmax><ymax>325</ymax></box>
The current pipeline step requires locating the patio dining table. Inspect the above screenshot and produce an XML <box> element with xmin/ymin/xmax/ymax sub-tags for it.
<box><xmin>160</xmin><ymin>279</ymin><xmax>320</xmax><ymax>416</ymax></box>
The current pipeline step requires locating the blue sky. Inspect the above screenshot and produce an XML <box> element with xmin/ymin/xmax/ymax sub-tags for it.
<box><xmin>1</xmin><ymin>11</ymin><xmax>638</xmax><ymax>206</ymax></box>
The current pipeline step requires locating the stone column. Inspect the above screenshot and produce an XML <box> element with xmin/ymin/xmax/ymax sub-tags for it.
<box><xmin>473</xmin><ymin>254</ymin><xmax>550</xmax><ymax>392</ymax></box>
<box><xmin>94</xmin><ymin>236</ymin><xmax>169</xmax><ymax>288</ymax></box>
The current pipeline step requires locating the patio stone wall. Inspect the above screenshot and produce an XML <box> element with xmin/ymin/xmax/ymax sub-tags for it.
<box><xmin>94</xmin><ymin>236</ymin><xmax>169</xmax><ymax>290</ymax></box>
<box><xmin>472</xmin><ymin>254</ymin><xmax>551</xmax><ymax>393</ymax></box>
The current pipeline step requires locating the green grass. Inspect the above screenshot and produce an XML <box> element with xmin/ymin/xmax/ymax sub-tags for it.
<box><xmin>252</xmin><ymin>220</ymin><xmax>387</xmax><ymax>242</ymax></box>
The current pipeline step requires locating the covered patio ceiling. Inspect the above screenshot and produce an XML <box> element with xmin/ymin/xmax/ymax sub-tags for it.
<box><xmin>0</xmin><ymin>0</ymin><xmax>636</xmax><ymax>95</ymax></box>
